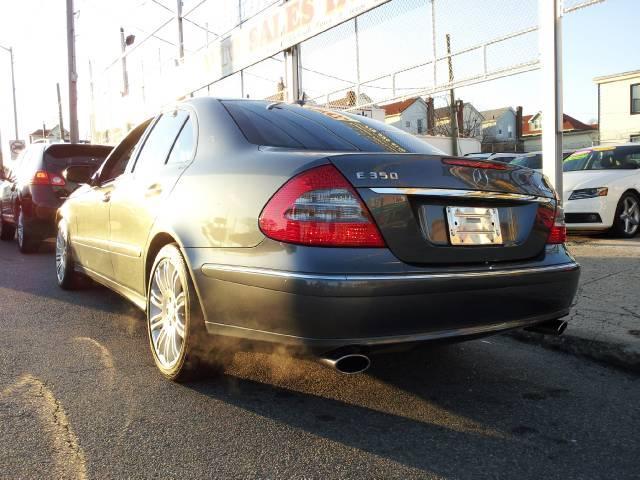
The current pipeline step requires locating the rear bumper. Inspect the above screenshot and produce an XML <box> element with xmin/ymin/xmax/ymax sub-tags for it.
<box><xmin>189</xmin><ymin>246</ymin><xmax>580</xmax><ymax>350</ymax></box>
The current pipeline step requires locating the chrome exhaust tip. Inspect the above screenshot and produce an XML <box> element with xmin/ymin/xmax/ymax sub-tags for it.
<box><xmin>320</xmin><ymin>352</ymin><xmax>371</xmax><ymax>375</ymax></box>
<box><xmin>525</xmin><ymin>319</ymin><xmax>568</xmax><ymax>336</ymax></box>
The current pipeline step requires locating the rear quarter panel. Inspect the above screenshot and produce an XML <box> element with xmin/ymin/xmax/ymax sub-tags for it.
<box><xmin>162</xmin><ymin>99</ymin><xmax>334</xmax><ymax>248</ymax></box>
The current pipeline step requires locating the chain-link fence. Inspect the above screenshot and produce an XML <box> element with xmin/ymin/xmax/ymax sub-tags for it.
<box><xmin>85</xmin><ymin>0</ymin><xmax>606</xmax><ymax>145</ymax></box>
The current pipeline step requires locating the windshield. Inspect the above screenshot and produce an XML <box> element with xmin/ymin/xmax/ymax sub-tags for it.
<box><xmin>563</xmin><ymin>147</ymin><xmax>640</xmax><ymax>171</ymax></box>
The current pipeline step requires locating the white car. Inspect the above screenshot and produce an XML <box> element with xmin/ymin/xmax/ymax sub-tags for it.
<box><xmin>563</xmin><ymin>144</ymin><xmax>640</xmax><ymax>237</ymax></box>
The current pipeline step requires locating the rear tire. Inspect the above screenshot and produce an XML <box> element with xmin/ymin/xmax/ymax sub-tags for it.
<box><xmin>0</xmin><ymin>210</ymin><xmax>15</xmax><ymax>241</ymax></box>
<box><xmin>16</xmin><ymin>207</ymin><xmax>40</xmax><ymax>253</ymax></box>
<box><xmin>611</xmin><ymin>192</ymin><xmax>640</xmax><ymax>238</ymax></box>
<box><xmin>147</xmin><ymin>244</ymin><xmax>221</xmax><ymax>382</ymax></box>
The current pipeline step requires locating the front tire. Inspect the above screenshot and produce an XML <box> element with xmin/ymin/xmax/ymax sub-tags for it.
<box><xmin>56</xmin><ymin>219</ymin><xmax>85</xmax><ymax>290</ymax></box>
<box><xmin>147</xmin><ymin>244</ymin><xmax>214</xmax><ymax>381</ymax></box>
<box><xmin>612</xmin><ymin>192</ymin><xmax>640</xmax><ymax>238</ymax></box>
<box><xmin>17</xmin><ymin>207</ymin><xmax>40</xmax><ymax>253</ymax></box>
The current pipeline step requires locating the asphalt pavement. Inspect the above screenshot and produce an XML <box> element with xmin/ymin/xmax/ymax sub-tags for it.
<box><xmin>0</xmin><ymin>240</ymin><xmax>638</xmax><ymax>479</ymax></box>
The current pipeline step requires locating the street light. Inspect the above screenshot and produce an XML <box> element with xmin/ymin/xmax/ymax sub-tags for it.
<box><xmin>0</xmin><ymin>44</ymin><xmax>19</xmax><ymax>140</ymax></box>
<box><xmin>120</xmin><ymin>28</ymin><xmax>136</xmax><ymax>96</ymax></box>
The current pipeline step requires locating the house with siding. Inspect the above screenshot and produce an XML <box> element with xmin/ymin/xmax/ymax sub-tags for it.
<box><xmin>382</xmin><ymin>97</ymin><xmax>428</xmax><ymax>135</ymax></box>
<box><xmin>520</xmin><ymin>112</ymin><xmax>598</xmax><ymax>152</ymax></box>
<box><xmin>480</xmin><ymin>107</ymin><xmax>518</xmax><ymax>144</ymax></box>
<box><xmin>594</xmin><ymin>70</ymin><xmax>640</xmax><ymax>145</ymax></box>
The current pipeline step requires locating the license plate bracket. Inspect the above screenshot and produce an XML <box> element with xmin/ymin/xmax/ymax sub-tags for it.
<box><xmin>446</xmin><ymin>206</ymin><xmax>503</xmax><ymax>245</ymax></box>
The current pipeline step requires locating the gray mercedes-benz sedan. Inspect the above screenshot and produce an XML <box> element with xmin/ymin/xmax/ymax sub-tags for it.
<box><xmin>56</xmin><ymin>98</ymin><xmax>580</xmax><ymax>380</ymax></box>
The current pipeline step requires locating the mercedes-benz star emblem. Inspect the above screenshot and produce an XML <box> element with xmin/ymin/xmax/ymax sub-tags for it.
<box><xmin>472</xmin><ymin>168</ymin><xmax>489</xmax><ymax>187</ymax></box>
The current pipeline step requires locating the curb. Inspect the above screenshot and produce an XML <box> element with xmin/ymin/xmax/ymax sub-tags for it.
<box><xmin>505</xmin><ymin>329</ymin><xmax>640</xmax><ymax>375</ymax></box>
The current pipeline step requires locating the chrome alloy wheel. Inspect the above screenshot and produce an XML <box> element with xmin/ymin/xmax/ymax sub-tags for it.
<box><xmin>55</xmin><ymin>227</ymin><xmax>67</xmax><ymax>283</ymax></box>
<box><xmin>149</xmin><ymin>258</ymin><xmax>187</xmax><ymax>369</ymax></box>
<box><xmin>619</xmin><ymin>196</ymin><xmax>640</xmax><ymax>236</ymax></box>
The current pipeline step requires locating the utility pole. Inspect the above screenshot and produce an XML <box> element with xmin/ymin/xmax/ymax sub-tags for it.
<box><xmin>0</xmin><ymin>44</ymin><xmax>19</xmax><ymax>139</ymax></box>
<box><xmin>446</xmin><ymin>33</ymin><xmax>458</xmax><ymax>156</ymax></box>
<box><xmin>176</xmin><ymin>0</ymin><xmax>184</xmax><ymax>62</ymax></box>
<box><xmin>56</xmin><ymin>83</ymin><xmax>65</xmax><ymax>141</ymax></box>
<box><xmin>66</xmin><ymin>0</ymin><xmax>79</xmax><ymax>143</ymax></box>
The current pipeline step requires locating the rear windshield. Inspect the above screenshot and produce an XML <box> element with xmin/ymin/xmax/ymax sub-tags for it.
<box><xmin>511</xmin><ymin>154</ymin><xmax>542</xmax><ymax>169</ymax></box>
<box><xmin>563</xmin><ymin>146</ymin><xmax>640</xmax><ymax>171</ymax></box>
<box><xmin>44</xmin><ymin>145</ymin><xmax>112</xmax><ymax>174</ymax></box>
<box><xmin>222</xmin><ymin>100</ymin><xmax>444</xmax><ymax>154</ymax></box>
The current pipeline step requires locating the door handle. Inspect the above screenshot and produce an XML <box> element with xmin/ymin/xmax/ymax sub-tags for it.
<box><xmin>102</xmin><ymin>192</ymin><xmax>111</xmax><ymax>202</ymax></box>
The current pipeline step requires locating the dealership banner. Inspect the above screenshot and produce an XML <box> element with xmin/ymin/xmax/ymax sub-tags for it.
<box><xmin>180</xmin><ymin>0</ymin><xmax>390</xmax><ymax>94</ymax></box>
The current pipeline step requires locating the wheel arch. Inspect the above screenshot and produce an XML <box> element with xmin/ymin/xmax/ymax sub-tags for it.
<box><xmin>145</xmin><ymin>232</ymin><xmax>180</xmax><ymax>291</ymax></box>
<box><xmin>144</xmin><ymin>229</ymin><xmax>207</xmax><ymax>323</ymax></box>
<box><xmin>620</xmin><ymin>188</ymin><xmax>640</xmax><ymax>199</ymax></box>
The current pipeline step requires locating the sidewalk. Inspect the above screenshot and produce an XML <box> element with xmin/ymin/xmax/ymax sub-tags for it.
<box><xmin>508</xmin><ymin>235</ymin><xmax>640</xmax><ymax>374</ymax></box>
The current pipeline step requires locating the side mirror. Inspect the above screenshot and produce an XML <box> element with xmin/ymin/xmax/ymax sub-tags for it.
<box><xmin>63</xmin><ymin>165</ymin><xmax>94</xmax><ymax>185</ymax></box>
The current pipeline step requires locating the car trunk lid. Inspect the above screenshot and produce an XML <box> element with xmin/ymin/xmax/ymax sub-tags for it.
<box><xmin>329</xmin><ymin>153</ymin><xmax>557</xmax><ymax>265</ymax></box>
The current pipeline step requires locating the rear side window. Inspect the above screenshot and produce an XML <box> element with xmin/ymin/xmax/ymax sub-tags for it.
<box><xmin>166</xmin><ymin>118</ymin><xmax>195</xmax><ymax>164</ymax></box>
<box><xmin>133</xmin><ymin>110</ymin><xmax>189</xmax><ymax>174</ymax></box>
<box><xmin>222</xmin><ymin>100</ymin><xmax>444</xmax><ymax>154</ymax></box>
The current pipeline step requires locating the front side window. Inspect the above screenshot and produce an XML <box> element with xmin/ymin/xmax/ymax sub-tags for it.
<box><xmin>631</xmin><ymin>84</ymin><xmax>640</xmax><ymax>114</ymax></box>
<box><xmin>631</xmin><ymin>134</ymin><xmax>640</xmax><ymax>143</ymax></box>
<box><xmin>133</xmin><ymin>110</ymin><xmax>189</xmax><ymax>175</ymax></box>
<box><xmin>100</xmin><ymin>119</ymin><xmax>153</xmax><ymax>183</ymax></box>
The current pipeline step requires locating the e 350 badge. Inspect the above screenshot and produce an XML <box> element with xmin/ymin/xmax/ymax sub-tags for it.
<box><xmin>356</xmin><ymin>171</ymin><xmax>399</xmax><ymax>180</ymax></box>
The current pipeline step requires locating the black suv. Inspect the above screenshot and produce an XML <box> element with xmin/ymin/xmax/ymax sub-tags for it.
<box><xmin>0</xmin><ymin>143</ymin><xmax>112</xmax><ymax>253</ymax></box>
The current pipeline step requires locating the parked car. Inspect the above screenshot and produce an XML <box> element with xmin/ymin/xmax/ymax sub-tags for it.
<box><xmin>56</xmin><ymin>99</ymin><xmax>580</xmax><ymax>380</ymax></box>
<box><xmin>510</xmin><ymin>150</ymin><xmax>576</xmax><ymax>171</ymax></box>
<box><xmin>563</xmin><ymin>144</ymin><xmax>640</xmax><ymax>237</ymax></box>
<box><xmin>0</xmin><ymin>143</ymin><xmax>112</xmax><ymax>252</ymax></box>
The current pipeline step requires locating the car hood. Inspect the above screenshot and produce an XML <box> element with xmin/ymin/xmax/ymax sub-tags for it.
<box><xmin>562</xmin><ymin>170</ymin><xmax>633</xmax><ymax>198</ymax></box>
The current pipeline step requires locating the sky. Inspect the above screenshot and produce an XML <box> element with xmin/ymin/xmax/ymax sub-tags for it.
<box><xmin>0</xmin><ymin>0</ymin><xmax>638</xmax><ymax>159</ymax></box>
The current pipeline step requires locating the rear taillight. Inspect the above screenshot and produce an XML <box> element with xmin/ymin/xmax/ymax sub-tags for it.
<box><xmin>259</xmin><ymin>164</ymin><xmax>385</xmax><ymax>247</ymax></box>
<box><xmin>539</xmin><ymin>205</ymin><xmax>567</xmax><ymax>244</ymax></box>
<box><xmin>30</xmin><ymin>170</ymin><xmax>65</xmax><ymax>186</ymax></box>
